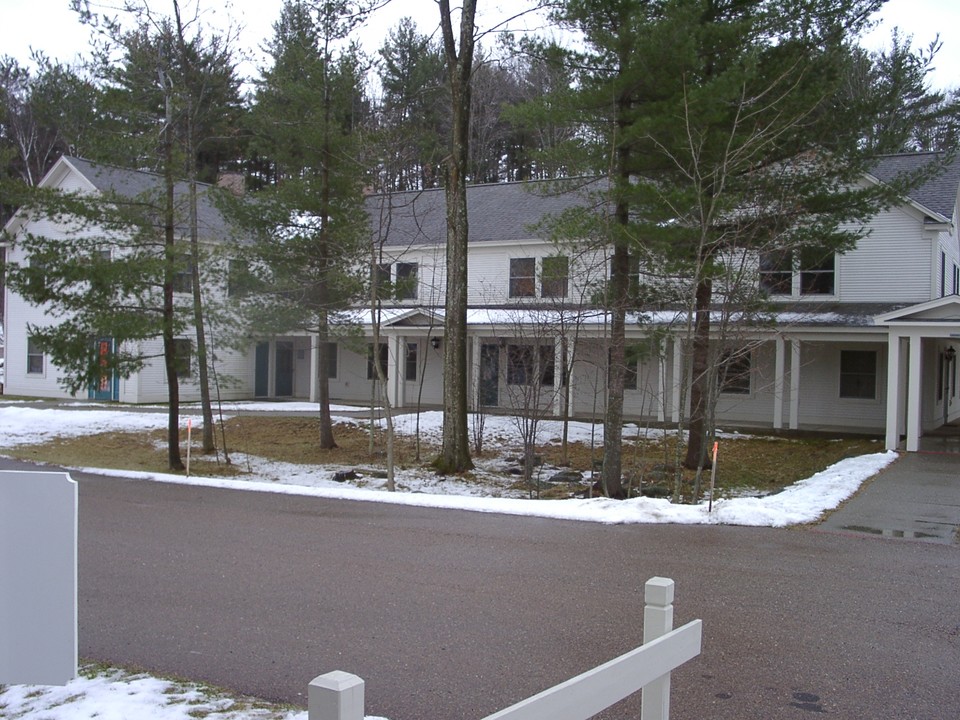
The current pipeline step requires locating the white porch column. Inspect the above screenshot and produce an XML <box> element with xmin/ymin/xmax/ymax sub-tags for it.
<box><xmin>657</xmin><ymin>338</ymin><xmax>666</xmax><ymax>423</ymax></box>
<box><xmin>885</xmin><ymin>332</ymin><xmax>902</xmax><ymax>451</ymax></box>
<box><xmin>773</xmin><ymin>336</ymin><xmax>785</xmax><ymax>430</ymax></box>
<box><xmin>671</xmin><ymin>338</ymin><xmax>682</xmax><ymax>423</ymax></box>
<box><xmin>789</xmin><ymin>339</ymin><xmax>801</xmax><ymax>430</ymax></box>
<box><xmin>565</xmin><ymin>337</ymin><xmax>576</xmax><ymax>418</ymax></box>
<box><xmin>469</xmin><ymin>336</ymin><xmax>481</xmax><ymax>411</ymax></box>
<box><xmin>309</xmin><ymin>334</ymin><xmax>320</xmax><ymax>403</ymax></box>
<box><xmin>386</xmin><ymin>335</ymin><xmax>403</xmax><ymax>409</ymax></box>
<box><xmin>906</xmin><ymin>334</ymin><xmax>922</xmax><ymax>452</ymax></box>
<box><xmin>552</xmin><ymin>336</ymin><xmax>564</xmax><ymax>417</ymax></box>
<box><xmin>268</xmin><ymin>340</ymin><xmax>277</xmax><ymax>397</ymax></box>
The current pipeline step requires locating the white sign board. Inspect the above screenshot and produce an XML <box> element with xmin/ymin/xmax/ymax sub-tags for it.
<box><xmin>0</xmin><ymin>470</ymin><xmax>78</xmax><ymax>685</ymax></box>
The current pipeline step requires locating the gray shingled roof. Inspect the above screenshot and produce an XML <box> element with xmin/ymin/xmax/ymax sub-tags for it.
<box><xmin>64</xmin><ymin>156</ymin><xmax>235</xmax><ymax>239</ymax></box>
<box><xmin>368</xmin><ymin>153</ymin><xmax>960</xmax><ymax>248</ymax></box>
<box><xmin>870</xmin><ymin>152</ymin><xmax>960</xmax><ymax>221</ymax></box>
<box><xmin>365</xmin><ymin>179</ymin><xmax>601</xmax><ymax>247</ymax></box>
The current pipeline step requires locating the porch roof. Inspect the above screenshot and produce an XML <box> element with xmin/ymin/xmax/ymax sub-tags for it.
<box><xmin>354</xmin><ymin>302</ymin><xmax>906</xmax><ymax>331</ymax></box>
<box><xmin>874</xmin><ymin>295</ymin><xmax>960</xmax><ymax>327</ymax></box>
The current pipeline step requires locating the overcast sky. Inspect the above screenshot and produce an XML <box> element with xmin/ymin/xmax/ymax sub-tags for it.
<box><xmin>2</xmin><ymin>0</ymin><xmax>958</xmax><ymax>90</ymax></box>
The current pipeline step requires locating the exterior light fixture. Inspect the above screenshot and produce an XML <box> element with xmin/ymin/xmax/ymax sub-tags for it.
<box><xmin>430</xmin><ymin>336</ymin><xmax>441</xmax><ymax>350</ymax></box>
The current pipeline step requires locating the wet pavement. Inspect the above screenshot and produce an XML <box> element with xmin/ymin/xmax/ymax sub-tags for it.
<box><xmin>819</xmin><ymin>450</ymin><xmax>960</xmax><ymax>544</ymax></box>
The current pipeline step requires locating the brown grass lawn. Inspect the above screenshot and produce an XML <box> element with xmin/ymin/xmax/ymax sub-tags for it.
<box><xmin>6</xmin><ymin>413</ymin><xmax>884</xmax><ymax>500</ymax></box>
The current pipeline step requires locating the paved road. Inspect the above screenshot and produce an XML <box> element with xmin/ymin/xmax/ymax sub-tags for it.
<box><xmin>3</xmin><ymin>456</ymin><xmax>958</xmax><ymax>719</ymax></box>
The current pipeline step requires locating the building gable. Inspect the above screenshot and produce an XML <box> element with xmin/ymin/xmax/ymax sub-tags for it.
<box><xmin>875</xmin><ymin>295</ymin><xmax>960</xmax><ymax>325</ymax></box>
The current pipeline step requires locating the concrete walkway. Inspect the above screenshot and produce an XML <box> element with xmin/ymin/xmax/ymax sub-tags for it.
<box><xmin>819</xmin><ymin>451</ymin><xmax>960</xmax><ymax>544</ymax></box>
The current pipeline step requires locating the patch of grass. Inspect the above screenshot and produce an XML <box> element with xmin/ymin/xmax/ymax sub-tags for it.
<box><xmin>5</xmin><ymin>414</ymin><xmax>883</xmax><ymax>498</ymax></box>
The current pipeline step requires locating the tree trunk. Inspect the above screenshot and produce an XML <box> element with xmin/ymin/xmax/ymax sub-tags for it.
<box><xmin>601</xmin><ymin>240</ymin><xmax>629</xmax><ymax>499</ymax></box>
<box><xmin>317</xmin><ymin>51</ymin><xmax>337</xmax><ymax>450</ymax></box>
<box><xmin>161</xmin><ymin>90</ymin><xmax>184</xmax><ymax>471</ymax></box>
<box><xmin>317</xmin><ymin>313</ymin><xmax>337</xmax><ymax>449</ymax></box>
<box><xmin>434</xmin><ymin>0</ymin><xmax>476</xmax><ymax>474</ymax></box>
<box><xmin>186</xmin><ymin>132</ymin><xmax>215</xmax><ymax>453</ymax></box>
<box><xmin>174</xmin><ymin>0</ymin><xmax>215</xmax><ymax>454</ymax></box>
<box><xmin>684</xmin><ymin>274</ymin><xmax>713</xmax><ymax>470</ymax></box>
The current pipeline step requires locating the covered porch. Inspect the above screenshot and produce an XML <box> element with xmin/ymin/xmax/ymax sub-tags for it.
<box><xmin>876</xmin><ymin>296</ymin><xmax>960</xmax><ymax>452</ymax></box>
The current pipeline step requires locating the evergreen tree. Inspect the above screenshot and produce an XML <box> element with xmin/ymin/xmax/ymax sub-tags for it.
<box><xmin>230</xmin><ymin>0</ymin><xmax>370</xmax><ymax>450</ymax></box>
<box><xmin>840</xmin><ymin>30</ymin><xmax>960</xmax><ymax>153</ymax></box>
<box><xmin>544</xmin><ymin>0</ymin><xmax>947</xmax><ymax>494</ymax></box>
<box><xmin>2</xmin><ymin>1</ymin><xmax>242</xmax><ymax>470</ymax></box>
<box><xmin>376</xmin><ymin>17</ymin><xmax>446</xmax><ymax>191</ymax></box>
<box><xmin>0</xmin><ymin>55</ymin><xmax>98</xmax><ymax>193</ymax></box>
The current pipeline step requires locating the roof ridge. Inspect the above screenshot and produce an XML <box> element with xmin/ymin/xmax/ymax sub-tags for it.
<box><xmin>65</xmin><ymin>155</ymin><xmax>216</xmax><ymax>190</ymax></box>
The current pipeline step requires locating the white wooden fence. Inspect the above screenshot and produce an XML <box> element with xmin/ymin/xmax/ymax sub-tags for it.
<box><xmin>308</xmin><ymin>577</ymin><xmax>702</xmax><ymax>720</ymax></box>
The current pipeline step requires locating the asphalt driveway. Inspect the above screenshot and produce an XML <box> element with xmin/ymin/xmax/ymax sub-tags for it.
<box><xmin>818</xmin><ymin>451</ymin><xmax>960</xmax><ymax>544</ymax></box>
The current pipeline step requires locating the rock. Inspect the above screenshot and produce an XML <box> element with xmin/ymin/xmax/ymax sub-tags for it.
<box><xmin>547</xmin><ymin>470</ymin><xmax>584</xmax><ymax>484</ymax></box>
<box><xmin>333</xmin><ymin>470</ymin><xmax>359</xmax><ymax>483</ymax></box>
<box><xmin>641</xmin><ymin>484</ymin><xmax>671</xmax><ymax>498</ymax></box>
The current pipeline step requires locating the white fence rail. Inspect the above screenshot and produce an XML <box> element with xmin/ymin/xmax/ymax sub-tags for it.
<box><xmin>308</xmin><ymin>577</ymin><xmax>701</xmax><ymax>720</ymax></box>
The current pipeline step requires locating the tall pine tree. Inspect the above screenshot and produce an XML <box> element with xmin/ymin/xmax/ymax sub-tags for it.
<box><xmin>231</xmin><ymin>0</ymin><xmax>370</xmax><ymax>449</ymax></box>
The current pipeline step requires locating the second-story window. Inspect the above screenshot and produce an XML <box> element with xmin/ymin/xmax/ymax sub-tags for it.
<box><xmin>541</xmin><ymin>256</ymin><xmax>569</xmax><ymax>298</ymax></box>
<box><xmin>395</xmin><ymin>262</ymin><xmax>418</xmax><ymax>300</ymax></box>
<box><xmin>760</xmin><ymin>248</ymin><xmax>836</xmax><ymax>296</ymax></box>
<box><xmin>373</xmin><ymin>263</ymin><xmax>392</xmax><ymax>301</ymax></box>
<box><xmin>799</xmin><ymin>249</ymin><xmax>835</xmax><ymax>295</ymax></box>
<box><xmin>509</xmin><ymin>258</ymin><xmax>536</xmax><ymax>298</ymax></box>
<box><xmin>228</xmin><ymin>258</ymin><xmax>251</xmax><ymax>298</ymax></box>
<box><xmin>759</xmin><ymin>250</ymin><xmax>793</xmax><ymax>295</ymax></box>
<box><xmin>173</xmin><ymin>256</ymin><xmax>195</xmax><ymax>294</ymax></box>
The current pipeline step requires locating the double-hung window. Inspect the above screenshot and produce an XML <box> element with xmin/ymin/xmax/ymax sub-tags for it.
<box><xmin>541</xmin><ymin>256</ymin><xmax>569</xmax><ymax>298</ymax></box>
<box><xmin>539</xmin><ymin>345</ymin><xmax>555</xmax><ymax>386</ymax></box>
<box><xmin>839</xmin><ymin>350</ymin><xmax>877</xmax><ymax>399</ymax></box>
<box><xmin>759</xmin><ymin>250</ymin><xmax>793</xmax><ymax>295</ymax></box>
<box><xmin>172</xmin><ymin>338</ymin><xmax>193</xmax><ymax>377</ymax></box>
<box><xmin>367</xmin><ymin>343</ymin><xmax>389</xmax><ymax>380</ymax></box>
<box><xmin>608</xmin><ymin>346</ymin><xmax>640</xmax><ymax>391</ymax></box>
<box><xmin>324</xmin><ymin>342</ymin><xmax>338</xmax><ymax>380</ymax></box>
<box><xmin>759</xmin><ymin>248</ymin><xmax>836</xmax><ymax>296</ymax></box>
<box><xmin>395</xmin><ymin>262</ymin><xmax>418</xmax><ymax>300</ymax></box>
<box><xmin>799</xmin><ymin>249</ymin><xmax>835</xmax><ymax>295</ymax></box>
<box><xmin>173</xmin><ymin>256</ymin><xmax>195</xmax><ymax>294</ymax></box>
<box><xmin>507</xmin><ymin>345</ymin><xmax>534</xmax><ymax>385</ymax></box>
<box><xmin>405</xmin><ymin>342</ymin><xmax>418</xmax><ymax>381</ymax></box>
<box><xmin>26</xmin><ymin>337</ymin><xmax>45</xmax><ymax>375</ymax></box>
<box><xmin>509</xmin><ymin>258</ymin><xmax>536</xmax><ymax>298</ymax></box>
<box><xmin>718</xmin><ymin>350</ymin><xmax>751</xmax><ymax>395</ymax></box>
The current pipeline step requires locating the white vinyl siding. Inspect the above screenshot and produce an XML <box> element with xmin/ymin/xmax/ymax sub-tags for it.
<box><xmin>837</xmin><ymin>207</ymin><xmax>933</xmax><ymax>303</ymax></box>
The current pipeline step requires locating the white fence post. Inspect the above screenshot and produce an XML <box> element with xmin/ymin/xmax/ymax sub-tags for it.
<box><xmin>309</xmin><ymin>671</ymin><xmax>365</xmax><ymax>720</ymax></box>
<box><xmin>309</xmin><ymin>576</ymin><xmax>701</xmax><ymax>720</ymax></box>
<box><xmin>641</xmin><ymin>577</ymin><xmax>675</xmax><ymax>720</ymax></box>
